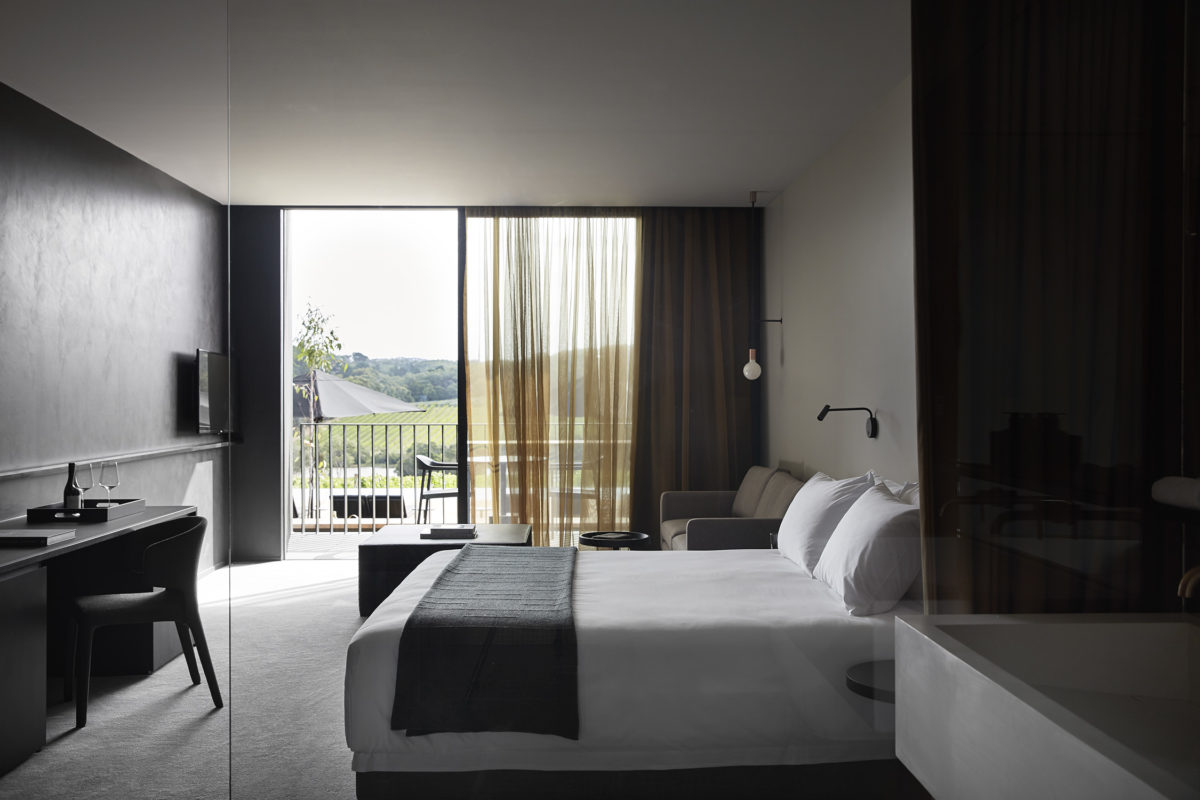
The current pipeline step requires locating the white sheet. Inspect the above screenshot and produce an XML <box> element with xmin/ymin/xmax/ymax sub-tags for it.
<box><xmin>346</xmin><ymin>549</ymin><xmax>917</xmax><ymax>772</ymax></box>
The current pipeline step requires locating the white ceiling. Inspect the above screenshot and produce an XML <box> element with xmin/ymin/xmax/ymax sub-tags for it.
<box><xmin>0</xmin><ymin>0</ymin><xmax>910</xmax><ymax>207</ymax></box>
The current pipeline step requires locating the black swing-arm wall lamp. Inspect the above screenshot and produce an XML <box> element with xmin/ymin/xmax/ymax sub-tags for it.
<box><xmin>817</xmin><ymin>404</ymin><xmax>879</xmax><ymax>439</ymax></box>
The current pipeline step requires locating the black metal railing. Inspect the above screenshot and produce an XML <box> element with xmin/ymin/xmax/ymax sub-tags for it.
<box><xmin>292</xmin><ymin>422</ymin><xmax>458</xmax><ymax>533</ymax></box>
<box><xmin>292</xmin><ymin>421</ymin><xmax>634</xmax><ymax>544</ymax></box>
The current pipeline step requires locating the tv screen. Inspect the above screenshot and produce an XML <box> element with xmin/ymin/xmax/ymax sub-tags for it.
<box><xmin>197</xmin><ymin>349</ymin><xmax>232</xmax><ymax>434</ymax></box>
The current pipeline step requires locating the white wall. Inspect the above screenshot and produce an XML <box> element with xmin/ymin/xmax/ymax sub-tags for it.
<box><xmin>761</xmin><ymin>77</ymin><xmax>917</xmax><ymax>483</ymax></box>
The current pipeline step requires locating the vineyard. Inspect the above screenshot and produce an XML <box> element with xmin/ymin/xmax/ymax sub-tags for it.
<box><xmin>291</xmin><ymin>400</ymin><xmax>460</xmax><ymax>488</ymax></box>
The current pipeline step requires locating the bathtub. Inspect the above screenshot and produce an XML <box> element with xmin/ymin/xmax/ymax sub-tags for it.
<box><xmin>896</xmin><ymin>613</ymin><xmax>1198</xmax><ymax>799</ymax></box>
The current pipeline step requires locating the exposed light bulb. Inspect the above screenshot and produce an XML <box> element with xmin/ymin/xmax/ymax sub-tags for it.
<box><xmin>743</xmin><ymin>348</ymin><xmax>762</xmax><ymax>381</ymax></box>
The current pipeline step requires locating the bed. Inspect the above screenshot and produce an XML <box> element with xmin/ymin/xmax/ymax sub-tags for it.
<box><xmin>345</xmin><ymin>547</ymin><xmax>920</xmax><ymax>796</ymax></box>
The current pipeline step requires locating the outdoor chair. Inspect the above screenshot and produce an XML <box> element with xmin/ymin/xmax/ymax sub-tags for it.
<box><xmin>416</xmin><ymin>455</ymin><xmax>459</xmax><ymax>523</ymax></box>
<box><xmin>66</xmin><ymin>515</ymin><xmax>222</xmax><ymax>728</ymax></box>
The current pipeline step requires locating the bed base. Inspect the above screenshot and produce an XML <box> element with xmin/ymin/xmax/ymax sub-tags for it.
<box><xmin>357</xmin><ymin>759</ymin><xmax>930</xmax><ymax>799</ymax></box>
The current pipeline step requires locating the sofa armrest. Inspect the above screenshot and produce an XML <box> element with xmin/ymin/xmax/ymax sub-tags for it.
<box><xmin>685</xmin><ymin>517</ymin><xmax>781</xmax><ymax>550</ymax></box>
<box><xmin>660</xmin><ymin>490</ymin><xmax>737</xmax><ymax>523</ymax></box>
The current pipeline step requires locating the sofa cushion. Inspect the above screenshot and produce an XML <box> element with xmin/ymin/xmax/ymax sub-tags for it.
<box><xmin>731</xmin><ymin>466</ymin><xmax>775</xmax><ymax>518</ymax></box>
<box><xmin>754</xmin><ymin>471</ymin><xmax>805</xmax><ymax>518</ymax></box>
<box><xmin>660</xmin><ymin>518</ymin><xmax>689</xmax><ymax>550</ymax></box>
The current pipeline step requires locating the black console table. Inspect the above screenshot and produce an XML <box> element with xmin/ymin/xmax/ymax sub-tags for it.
<box><xmin>0</xmin><ymin>504</ymin><xmax>197</xmax><ymax>775</ymax></box>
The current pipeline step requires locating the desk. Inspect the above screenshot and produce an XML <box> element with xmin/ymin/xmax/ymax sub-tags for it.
<box><xmin>0</xmin><ymin>505</ymin><xmax>196</xmax><ymax>774</ymax></box>
<box><xmin>357</xmin><ymin>523</ymin><xmax>532</xmax><ymax>616</ymax></box>
<box><xmin>0</xmin><ymin>505</ymin><xmax>197</xmax><ymax>577</ymax></box>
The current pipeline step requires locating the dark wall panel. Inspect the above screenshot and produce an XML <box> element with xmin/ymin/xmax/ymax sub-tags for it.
<box><xmin>0</xmin><ymin>83</ymin><xmax>229</xmax><ymax>566</ymax></box>
<box><xmin>230</xmin><ymin>206</ymin><xmax>285</xmax><ymax>562</ymax></box>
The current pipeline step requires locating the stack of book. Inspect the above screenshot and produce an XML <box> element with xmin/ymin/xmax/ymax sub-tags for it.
<box><xmin>420</xmin><ymin>524</ymin><xmax>478</xmax><ymax>540</ymax></box>
<box><xmin>0</xmin><ymin>528</ymin><xmax>76</xmax><ymax>547</ymax></box>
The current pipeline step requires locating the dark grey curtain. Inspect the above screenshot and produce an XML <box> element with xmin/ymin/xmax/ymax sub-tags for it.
<box><xmin>913</xmin><ymin>0</ymin><xmax>1192</xmax><ymax>612</ymax></box>
<box><xmin>629</xmin><ymin>208</ymin><xmax>761</xmax><ymax>546</ymax></box>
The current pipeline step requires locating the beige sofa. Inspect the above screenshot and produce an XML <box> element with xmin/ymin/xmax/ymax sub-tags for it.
<box><xmin>659</xmin><ymin>466</ymin><xmax>805</xmax><ymax>551</ymax></box>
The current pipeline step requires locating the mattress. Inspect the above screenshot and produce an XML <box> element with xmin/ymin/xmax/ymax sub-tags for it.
<box><xmin>345</xmin><ymin>548</ymin><xmax>917</xmax><ymax>773</ymax></box>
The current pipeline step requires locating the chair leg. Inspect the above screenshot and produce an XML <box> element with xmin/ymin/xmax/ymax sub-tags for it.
<box><xmin>74</xmin><ymin>624</ymin><xmax>94</xmax><ymax>728</ymax></box>
<box><xmin>187</xmin><ymin>613</ymin><xmax>223</xmax><ymax>709</ymax></box>
<box><xmin>419</xmin><ymin>471</ymin><xmax>428</xmax><ymax>523</ymax></box>
<box><xmin>175</xmin><ymin>620</ymin><xmax>201</xmax><ymax>685</ymax></box>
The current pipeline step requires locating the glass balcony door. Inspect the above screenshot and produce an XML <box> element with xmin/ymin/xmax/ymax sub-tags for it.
<box><xmin>284</xmin><ymin>209</ymin><xmax>461</xmax><ymax>554</ymax></box>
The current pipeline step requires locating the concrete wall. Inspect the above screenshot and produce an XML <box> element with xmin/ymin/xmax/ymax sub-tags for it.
<box><xmin>0</xmin><ymin>82</ymin><xmax>229</xmax><ymax>569</ymax></box>
<box><xmin>761</xmin><ymin>77</ymin><xmax>917</xmax><ymax>484</ymax></box>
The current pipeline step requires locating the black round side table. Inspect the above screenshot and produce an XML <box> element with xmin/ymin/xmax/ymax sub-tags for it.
<box><xmin>578</xmin><ymin>531</ymin><xmax>650</xmax><ymax>550</ymax></box>
<box><xmin>845</xmin><ymin>659</ymin><xmax>895</xmax><ymax>704</ymax></box>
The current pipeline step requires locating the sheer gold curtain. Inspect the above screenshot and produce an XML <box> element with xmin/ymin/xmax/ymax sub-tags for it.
<box><xmin>464</xmin><ymin>209</ymin><xmax>638</xmax><ymax>547</ymax></box>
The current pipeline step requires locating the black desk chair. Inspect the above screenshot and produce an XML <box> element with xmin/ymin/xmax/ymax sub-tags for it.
<box><xmin>416</xmin><ymin>455</ymin><xmax>459</xmax><ymax>523</ymax></box>
<box><xmin>67</xmin><ymin>516</ymin><xmax>222</xmax><ymax>728</ymax></box>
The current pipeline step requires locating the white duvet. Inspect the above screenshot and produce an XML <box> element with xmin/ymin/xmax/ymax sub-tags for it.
<box><xmin>345</xmin><ymin>548</ymin><xmax>915</xmax><ymax>773</ymax></box>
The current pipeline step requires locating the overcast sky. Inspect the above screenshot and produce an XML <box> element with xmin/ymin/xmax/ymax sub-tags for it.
<box><xmin>286</xmin><ymin>209</ymin><xmax>458</xmax><ymax>360</ymax></box>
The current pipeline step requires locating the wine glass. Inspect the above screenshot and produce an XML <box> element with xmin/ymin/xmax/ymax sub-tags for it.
<box><xmin>98</xmin><ymin>461</ymin><xmax>121</xmax><ymax>507</ymax></box>
<box><xmin>75</xmin><ymin>462</ymin><xmax>95</xmax><ymax>505</ymax></box>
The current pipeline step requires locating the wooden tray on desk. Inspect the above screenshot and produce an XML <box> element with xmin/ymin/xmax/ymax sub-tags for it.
<box><xmin>26</xmin><ymin>498</ymin><xmax>146</xmax><ymax>524</ymax></box>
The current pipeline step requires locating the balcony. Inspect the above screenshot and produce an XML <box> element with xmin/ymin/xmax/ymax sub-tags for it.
<box><xmin>291</xmin><ymin>421</ymin><xmax>460</xmax><ymax>535</ymax></box>
<box><xmin>291</xmin><ymin>420</ymin><xmax>631</xmax><ymax>553</ymax></box>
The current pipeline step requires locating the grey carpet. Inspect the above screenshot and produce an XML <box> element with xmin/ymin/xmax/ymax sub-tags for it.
<box><xmin>286</xmin><ymin>532</ymin><xmax>372</xmax><ymax>559</ymax></box>
<box><xmin>0</xmin><ymin>560</ymin><xmax>363</xmax><ymax>800</ymax></box>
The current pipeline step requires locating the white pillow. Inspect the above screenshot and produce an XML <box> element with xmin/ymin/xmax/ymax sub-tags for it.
<box><xmin>814</xmin><ymin>483</ymin><xmax>922</xmax><ymax>616</ymax></box>
<box><xmin>880</xmin><ymin>477</ymin><xmax>919</xmax><ymax>505</ymax></box>
<box><xmin>777</xmin><ymin>471</ymin><xmax>874</xmax><ymax>576</ymax></box>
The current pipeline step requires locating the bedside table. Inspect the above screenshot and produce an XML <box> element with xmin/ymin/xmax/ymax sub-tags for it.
<box><xmin>845</xmin><ymin>659</ymin><xmax>895</xmax><ymax>704</ymax></box>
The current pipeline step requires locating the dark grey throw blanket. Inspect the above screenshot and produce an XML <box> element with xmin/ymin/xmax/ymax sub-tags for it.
<box><xmin>390</xmin><ymin>543</ymin><xmax>579</xmax><ymax>739</ymax></box>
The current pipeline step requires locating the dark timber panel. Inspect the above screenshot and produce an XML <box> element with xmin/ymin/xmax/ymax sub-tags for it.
<box><xmin>0</xmin><ymin>82</ymin><xmax>229</xmax><ymax>569</ymax></box>
<box><xmin>230</xmin><ymin>206</ymin><xmax>286</xmax><ymax>561</ymax></box>
<box><xmin>0</xmin><ymin>567</ymin><xmax>46</xmax><ymax>776</ymax></box>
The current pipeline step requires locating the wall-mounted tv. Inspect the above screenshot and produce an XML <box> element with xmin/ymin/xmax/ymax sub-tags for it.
<box><xmin>197</xmin><ymin>349</ymin><xmax>233</xmax><ymax>434</ymax></box>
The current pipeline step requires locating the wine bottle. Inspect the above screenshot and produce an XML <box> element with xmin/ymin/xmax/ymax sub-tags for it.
<box><xmin>63</xmin><ymin>462</ymin><xmax>83</xmax><ymax>509</ymax></box>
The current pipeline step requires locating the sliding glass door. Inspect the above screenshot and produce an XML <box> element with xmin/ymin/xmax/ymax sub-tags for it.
<box><xmin>284</xmin><ymin>209</ymin><xmax>460</xmax><ymax>553</ymax></box>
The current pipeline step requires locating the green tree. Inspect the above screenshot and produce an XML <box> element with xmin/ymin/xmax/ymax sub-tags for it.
<box><xmin>293</xmin><ymin>303</ymin><xmax>343</xmax><ymax>420</ymax></box>
<box><xmin>293</xmin><ymin>304</ymin><xmax>343</xmax><ymax>516</ymax></box>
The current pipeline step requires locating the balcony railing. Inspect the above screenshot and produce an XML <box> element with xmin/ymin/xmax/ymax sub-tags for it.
<box><xmin>292</xmin><ymin>420</ymin><xmax>633</xmax><ymax>545</ymax></box>
<box><xmin>292</xmin><ymin>422</ymin><xmax>458</xmax><ymax>533</ymax></box>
